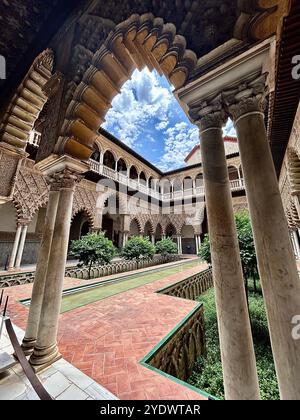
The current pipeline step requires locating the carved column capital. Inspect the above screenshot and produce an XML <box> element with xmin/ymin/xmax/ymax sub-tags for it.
<box><xmin>223</xmin><ymin>74</ymin><xmax>268</xmax><ymax>123</ymax></box>
<box><xmin>48</xmin><ymin>168</ymin><xmax>83</xmax><ymax>192</ymax></box>
<box><xmin>189</xmin><ymin>97</ymin><xmax>227</xmax><ymax>134</ymax></box>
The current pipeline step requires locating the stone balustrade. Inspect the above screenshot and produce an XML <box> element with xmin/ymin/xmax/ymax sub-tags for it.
<box><xmin>0</xmin><ymin>255</ymin><xmax>180</xmax><ymax>288</ymax></box>
<box><xmin>146</xmin><ymin>305</ymin><xmax>206</xmax><ymax>383</ymax></box>
<box><xmin>89</xmin><ymin>159</ymin><xmax>244</xmax><ymax>201</ymax></box>
<box><xmin>158</xmin><ymin>267</ymin><xmax>213</xmax><ymax>300</ymax></box>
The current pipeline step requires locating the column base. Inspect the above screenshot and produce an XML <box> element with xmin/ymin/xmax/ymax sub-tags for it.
<box><xmin>21</xmin><ymin>337</ymin><xmax>36</xmax><ymax>356</ymax></box>
<box><xmin>29</xmin><ymin>343</ymin><xmax>62</xmax><ymax>372</ymax></box>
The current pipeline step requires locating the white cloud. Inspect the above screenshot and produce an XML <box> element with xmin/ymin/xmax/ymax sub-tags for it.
<box><xmin>103</xmin><ymin>68</ymin><xmax>200</xmax><ymax>172</ymax></box>
<box><xmin>103</xmin><ymin>69</ymin><xmax>172</xmax><ymax>148</ymax></box>
<box><xmin>156</xmin><ymin>122</ymin><xmax>199</xmax><ymax>171</ymax></box>
<box><xmin>155</xmin><ymin>120</ymin><xmax>169</xmax><ymax>131</ymax></box>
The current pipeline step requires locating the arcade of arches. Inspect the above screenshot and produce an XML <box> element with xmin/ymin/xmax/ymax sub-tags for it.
<box><xmin>0</xmin><ymin>0</ymin><xmax>300</xmax><ymax>401</ymax></box>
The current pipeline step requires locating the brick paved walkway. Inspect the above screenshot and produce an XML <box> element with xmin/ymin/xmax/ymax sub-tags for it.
<box><xmin>2</xmin><ymin>262</ymin><xmax>208</xmax><ymax>400</ymax></box>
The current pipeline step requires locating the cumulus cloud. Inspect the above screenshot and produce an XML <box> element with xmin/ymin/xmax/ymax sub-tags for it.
<box><xmin>156</xmin><ymin>122</ymin><xmax>199</xmax><ymax>171</ymax></box>
<box><xmin>103</xmin><ymin>68</ymin><xmax>200</xmax><ymax>171</ymax></box>
<box><xmin>103</xmin><ymin>69</ymin><xmax>172</xmax><ymax>148</ymax></box>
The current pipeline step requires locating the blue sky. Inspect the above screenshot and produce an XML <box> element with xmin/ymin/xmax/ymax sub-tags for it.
<box><xmin>103</xmin><ymin>69</ymin><xmax>236</xmax><ymax>172</ymax></box>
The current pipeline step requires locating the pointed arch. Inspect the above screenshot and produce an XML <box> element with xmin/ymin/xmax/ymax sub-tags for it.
<box><xmin>165</xmin><ymin>222</ymin><xmax>177</xmax><ymax>237</ymax></box>
<box><xmin>144</xmin><ymin>220</ymin><xmax>154</xmax><ymax>236</ymax></box>
<box><xmin>129</xmin><ymin>217</ymin><xmax>142</xmax><ymax>236</ymax></box>
<box><xmin>56</xmin><ymin>13</ymin><xmax>197</xmax><ymax>160</ymax></box>
<box><xmin>71</xmin><ymin>207</ymin><xmax>95</xmax><ymax>230</ymax></box>
<box><xmin>0</xmin><ymin>49</ymin><xmax>54</xmax><ymax>149</ymax></box>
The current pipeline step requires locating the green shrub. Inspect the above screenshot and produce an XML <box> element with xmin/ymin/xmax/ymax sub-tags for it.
<box><xmin>188</xmin><ymin>288</ymin><xmax>279</xmax><ymax>400</ymax></box>
<box><xmin>121</xmin><ymin>236</ymin><xmax>155</xmax><ymax>267</ymax></box>
<box><xmin>198</xmin><ymin>211</ymin><xmax>259</xmax><ymax>285</ymax></box>
<box><xmin>70</xmin><ymin>232</ymin><xmax>116</xmax><ymax>278</ymax></box>
<box><xmin>155</xmin><ymin>238</ymin><xmax>178</xmax><ymax>258</ymax></box>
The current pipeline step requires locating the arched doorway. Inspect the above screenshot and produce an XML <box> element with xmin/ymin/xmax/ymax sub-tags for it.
<box><xmin>129</xmin><ymin>165</ymin><xmax>138</xmax><ymax>180</ymax></box>
<box><xmin>69</xmin><ymin>211</ymin><xmax>92</xmax><ymax>242</ymax></box>
<box><xmin>228</xmin><ymin>166</ymin><xmax>239</xmax><ymax>180</ymax></box>
<box><xmin>103</xmin><ymin>150</ymin><xmax>116</xmax><ymax>170</ymax></box>
<box><xmin>183</xmin><ymin>177</ymin><xmax>193</xmax><ymax>196</ymax></box>
<box><xmin>117</xmin><ymin>158</ymin><xmax>127</xmax><ymax>175</ymax></box>
<box><xmin>91</xmin><ymin>145</ymin><xmax>101</xmax><ymax>163</ymax></box>
<box><xmin>195</xmin><ymin>173</ymin><xmax>204</xmax><ymax>188</ymax></box>
<box><xmin>181</xmin><ymin>225</ymin><xmax>196</xmax><ymax>255</ymax></box>
<box><xmin>140</xmin><ymin>171</ymin><xmax>147</xmax><ymax>186</ymax></box>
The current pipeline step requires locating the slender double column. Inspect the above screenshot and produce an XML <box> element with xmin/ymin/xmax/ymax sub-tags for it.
<box><xmin>151</xmin><ymin>234</ymin><xmax>155</xmax><ymax>245</ymax></box>
<box><xmin>195</xmin><ymin>234</ymin><xmax>202</xmax><ymax>254</ymax></box>
<box><xmin>122</xmin><ymin>230</ymin><xmax>129</xmax><ymax>247</ymax></box>
<box><xmin>226</xmin><ymin>77</ymin><xmax>300</xmax><ymax>400</ymax></box>
<box><xmin>14</xmin><ymin>225</ymin><xmax>28</xmax><ymax>269</ymax></box>
<box><xmin>29</xmin><ymin>167</ymin><xmax>82</xmax><ymax>370</ymax></box>
<box><xmin>8</xmin><ymin>224</ymin><xmax>22</xmax><ymax>270</ymax></box>
<box><xmin>176</xmin><ymin>235</ymin><xmax>182</xmax><ymax>255</ymax></box>
<box><xmin>292</xmin><ymin>230</ymin><xmax>300</xmax><ymax>260</ymax></box>
<box><xmin>22</xmin><ymin>188</ymin><xmax>60</xmax><ymax>355</ymax></box>
<box><xmin>196</xmin><ymin>104</ymin><xmax>260</xmax><ymax>400</ymax></box>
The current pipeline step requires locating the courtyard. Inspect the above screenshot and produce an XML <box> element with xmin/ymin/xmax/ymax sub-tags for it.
<box><xmin>0</xmin><ymin>0</ymin><xmax>300</xmax><ymax>402</ymax></box>
<box><xmin>1</xmin><ymin>258</ymin><xmax>209</xmax><ymax>400</ymax></box>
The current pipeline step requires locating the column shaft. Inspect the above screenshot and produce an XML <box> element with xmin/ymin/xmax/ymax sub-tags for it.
<box><xmin>200</xmin><ymin>120</ymin><xmax>260</xmax><ymax>400</ymax></box>
<box><xmin>15</xmin><ymin>225</ymin><xmax>28</xmax><ymax>269</ymax></box>
<box><xmin>8</xmin><ymin>225</ymin><xmax>22</xmax><ymax>270</ymax></box>
<box><xmin>234</xmin><ymin>111</ymin><xmax>300</xmax><ymax>400</ymax></box>
<box><xmin>30</xmin><ymin>185</ymin><xmax>75</xmax><ymax>369</ymax></box>
<box><xmin>293</xmin><ymin>231</ymin><xmax>300</xmax><ymax>260</ymax></box>
<box><xmin>22</xmin><ymin>189</ymin><xmax>60</xmax><ymax>354</ymax></box>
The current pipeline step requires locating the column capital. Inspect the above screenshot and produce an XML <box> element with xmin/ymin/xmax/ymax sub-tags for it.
<box><xmin>48</xmin><ymin>168</ymin><xmax>83</xmax><ymax>192</ymax></box>
<box><xmin>190</xmin><ymin>97</ymin><xmax>227</xmax><ymax>134</ymax></box>
<box><xmin>223</xmin><ymin>74</ymin><xmax>268</xmax><ymax>123</ymax></box>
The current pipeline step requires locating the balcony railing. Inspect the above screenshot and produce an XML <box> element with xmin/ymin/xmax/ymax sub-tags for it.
<box><xmin>89</xmin><ymin>159</ymin><xmax>245</xmax><ymax>201</ymax></box>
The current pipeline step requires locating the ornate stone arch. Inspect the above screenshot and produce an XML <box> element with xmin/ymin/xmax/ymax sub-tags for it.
<box><xmin>0</xmin><ymin>49</ymin><xmax>54</xmax><ymax>149</ymax></box>
<box><xmin>287</xmin><ymin>148</ymin><xmax>300</xmax><ymax>196</ymax></box>
<box><xmin>165</xmin><ymin>221</ymin><xmax>178</xmax><ymax>237</ymax></box>
<box><xmin>180</xmin><ymin>221</ymin><xmax>195</xmax><ymax>236</ymax></box>
<box><xmin>56</xmin><ymin>13</ymin><xmax>197</xmax><ymax>160</ymax></box>
<box><xmin>12</xmin><ymin>164</ymin><xmax>49</xmax><ymax>224</ymax></box>
<box><xmin>71</xmin><ymin>207</ymin><xmax>95</xmax><ymax>230</ymax></box>
<box><xmin>73</xmin><ymin>181</ymin><xmax>98</xmax><ymax>228</ymax></box>
<box><xmin>129</xmin><ymin>216</ymin><xmax>143</xmax><ymax>235</ymax></box>
<box><xmin>143</xmin><ymin>219</ymin><xmax>155</xmax><ymax>235</ymax></box>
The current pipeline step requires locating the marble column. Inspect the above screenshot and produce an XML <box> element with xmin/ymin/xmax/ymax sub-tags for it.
<box><xmin>151</xmin><ymin>234</ymin><xmax>155</xmax><ymax>245</ymax></box>
<box><xmin>22</xmin><ymin>188</ymin><xmax>60</xmax><ymax>355</ymax></box>
<box><xmin>123</xmin><ymin>231</ymin><xmax>129</xmax><ymax>247</ymax></box>
<box><xmin>8</xmin><ymin>224</ymin><xmax>22</xmax><ymax>270</ymax></box>
<box><xmin>227</xmin><ymin>79</ymin><xmax>300</xmax><ymax>400</ymax></box>
<box><xmin>292</xmin><ymin>231</ymin><xmax>300</xmax><ymax>260</ymax></box>
<box><xmin>195</xmin><ymin>235</ymin><xmax>201</xmax><ymax>254</ymax></box>
<box><xmin>15</xmin><ymin>224</ymin><xmax>28</xmax><ymax>269</ymax></box>
<box><xmin>179</xmin><ymin>236</ymin><xmax>183</xmax><ymax>254</ymax></box>
<box><xmin>195</xmin><ymin>104</ymin><xmax>260</xmax><ymax>400</ymax></box>
<box><xmin>30</xmin><ymin>170</ymin><xmax>80</xmax><ymax>369</ymax></box>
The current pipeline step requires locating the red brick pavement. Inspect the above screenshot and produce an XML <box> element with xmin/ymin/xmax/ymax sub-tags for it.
<box><xmin>2</xmin><ymin>263</ymin><xmax>208</xmax><ymax>400</ymax></box>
